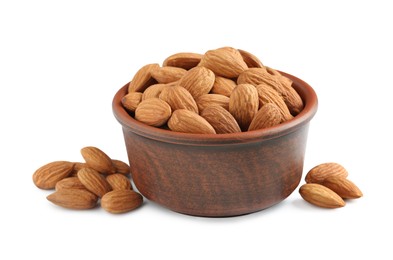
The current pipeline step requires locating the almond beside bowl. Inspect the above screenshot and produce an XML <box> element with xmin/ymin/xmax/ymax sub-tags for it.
<box><xmin>112</xmin><ymin>71</ymin><xmax>317</xmax><ymax>217</ymax></box>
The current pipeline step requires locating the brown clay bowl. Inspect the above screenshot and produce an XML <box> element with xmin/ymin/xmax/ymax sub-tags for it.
<box><xmin>112</xmin><ymin>71</ymin><xmax>318</xmax><ymax>217</ymax></box>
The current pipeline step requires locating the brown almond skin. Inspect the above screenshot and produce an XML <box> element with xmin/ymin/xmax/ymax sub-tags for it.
<box><xmin>77</xmin><ymin>168</ymin><xmax>112</xmax><ymax>198</ymax></box>
<box><xmin>196</xmin><ymin>94</ymin><xmax>229</xmax><ymax>112</ymax></box>
<box><xmin>142</xmin><ymin>84</ymin><xmax>166</xmax><ymax>100</ymax></box>
<box><xmin>168</xmin><ymin>109</ymin><xmax>216</xmax><ymax>134</ymax></box>
<box><xmin>299</xmin><ymin>184</ymin><xmax>345</xmax><ymax>208</ymax></box>
<box><xmin>101</xmin><ymin>190</ymin><xmax>143</xmax><ymax>214</ymax></box>
<box><xmin>322</xmin><ymin>176</ymin><xmax>363</xmax><ymax>199</ymax></box>
<box><xmin>255</xmin><ymin>84</ymin><xmax>293</xmax><ymax>122</ymax></box>
<box><xmin>229</xmin><ymin>84</ymin><xmax>259</xmax><ymax>131</ymax></box>
<box><xmin>159</xmin><ymin>85</ymin><xmax>198</xmax><ymax>113</ymax></box>
<box><xmin>111</xmin><ymin>159</ymin><xmax>130</xmax><ymax>175</ymax></box>
<box><xmin>122</xmin><ymin>92</ymin><xmax>143</xmax><ymax>112</ymax></box>
<box><xmin>33</xmin><ymin>161</ymin><xmax>74</xmax><ymax>190</ymax></box>
<box><xmin>199</xmin><ymin>47</ymin><xmax>248</xmax><ymax>78</ymax></box>
<box><xmin>70</xmin><ymin>162</ymin><xmax>87</xmax><ymax>177</ymax></box>
<box><xmin>134</xmin><ymin>98</ymin><xmax>172</xmax><ymax>127</ymax></box>
<box><xmin>47</xmin><ymin>189</ymin><xmax>98</xmax><ymax>210</ymax></box>
<box><xmin>305</xmin><ymin>162</ymin><xmax>349</xmax><ymax>184</ymax></box>
<box><xmin>201</xmin><ymin>105</ymin><xmax>241</xmax><ymax>134</ymax></box>
<box><xmin>238</xmin><ymin>49</ymin><xmax>265</xmax><ymax>68</ymax></box>
<box><xmin>162</xmin><ymin>52</ymin><xmax>203</xmax><ymax>70</ymax></box>
<box><xmin>128</xmin><ymin>63</ymin><xmax>159</xmax><ymax>93</ymax></box>
<box><xmin>178</xmin><ymin>66</ymin><xmax>215</xmax><ymax>98</ymax></box>
<box><xmin>151</xmin><ymin>66</ymin><xmax>187</xmax><ymax>84</ymax></box>
<box><xmin>55</xmin><ymin>177</ymin><xmax>86</xmax><ymax>191</ymax></box>
<box><xmin>106</xmin><ymin>174</ymin><xmax>132</xmax><ymax>190</ymax></box>
<box><xmin>81</xmin><ymin>146</ymin><xmax>116</xmax><ymax>175</ymax></box>
<box><xmin>248</xmin><ymin>103</ymin><xmax>282</xmax><ymax>131</ymax></box>
<box><xmin>211</xmin><ymin>76</ymin><xmax>236</xmax><ymax>97</ymax></box>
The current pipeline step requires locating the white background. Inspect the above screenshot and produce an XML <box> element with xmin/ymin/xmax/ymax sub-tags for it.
<box><xmin>1</xmin><ymin>0</ymin><xmax>391</xmax><ymax>259</ymax></box>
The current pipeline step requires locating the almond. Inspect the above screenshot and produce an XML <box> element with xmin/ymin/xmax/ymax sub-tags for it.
<box><xmin>305</xmin><ymin>162</ymin><xmax>349</xmax><ymax>184</ymax></box>
<box><xmin>210</xmin><ymin>76</ymin><xmax>236</xmax><ymax>97</ymax></box>
<box><xmin>77</xmin><ymin>167</ymin><xmax>112</xmax><ymax>198</ymax></box>
<box><xmin>151</xmin><ymin>66</ymin><xmax>187</xmax><ymax>84</ymax></box>
<box><xmin>112</xmin><ymin>159</ymin><xmax>130</xmax><ymax>175</ymax></box>
<box><xmin>178</xmin><ymin>66</ymin><xmax>215</xmax><ymax>98</ymax></box>
<box><xmin>168</xmin><ymin>109</ymin><xmax>216</xmax><ymax>134</ymax></box>
<box><xmin>200</xmin><ymin>105</ymin><xmax>241</xmax><ymax>134</ymax></box>
<box><xmin>70</xmin><ymin>162</ymin><xmax>87</xmax><ymax>177</ymax></box>
<box><xmin>101</xmin><ymin>190</ymin><xmax>143</xmax><ymax>214</ymax></box>
<box><xmin>33</xmin><ymin>161</ymin><xmax>74</xmax><ymax>190</ymax></box>
<box><xmin>238</xmin><ymin>49</ymin><xmax>264</xmax><ymax>68</ymax></box>
<box><xmin>238</xmin><ymin>68</ymin><xmax>303</xmax><ymax>116</ymax></box>
<box><xmin>229</xmin><ymin>84</ymin><xmax>259</xmax><ymax>131</ymax></box>
<box><xmin>141</xmin><ymin>84</ymin><xmax>166</xmax><ymax>100</ymax></box>
<box><xmin>81</xmin><ymin>146</ymin><xmax>116</xmax><ymax>175</ymax></box>
<box><xmin>162</xmin><ymin>52</ymin><xmax>203</xmax><ymax>70</ymax></box>
<box><xmin>134</xmin><ymin>98</ymin><xmax>172</xmax><ymax>127</ymax></box>
<box><xmin>55</xmin><ymin>177</ymin><xmax>86</xmax><ymax>191</ymax></box>
<box><xmin>106</xmin><ymin>174</ymin><xmax>132</xmax><ymax>190</ymax></box>
<box><xmin>47</xmin><ymin>189</ymin><xmax>98</xmax><ymax>210</ymax></box>
<box><xmin>128</xmin><ymin>63</ymin><xmax>159</xmax><ymax>93</ymax></box>
<box><xmin>248</xmin><ymin>103</ymin><xmax>282</xmax><ymax>131</ymax></box>
<box><xmin>254</xmin><ymin>84</ymin><xmax>293</xmax><ymax>122</ymax></box>
<box><xmin>195</xmin><ymin>94</ymin><xmax>229</xmax><ymax>112</ymax></box>
<box><xmin>199</xmin><ymin>47</ymin><xmax>247</xmax><ymax>78</ymax></box>
<box><xmin>299</xmin><ymin>183</ymin><xmax>345</xmax><ymax>208</ymax></box>
<box><xmin>122</xmin><ymin>92</ymin><xmax>143</xmax><ymax>112</ymax></box>
<box><xmin>321</xmin><ymin>176</ymin><xmax>363</xmax><ymax>199</ymax></box>
<box><xmin>159</xmin><ymin>85</ymin><xmax>198</xmax><ymax>113</ymax></box>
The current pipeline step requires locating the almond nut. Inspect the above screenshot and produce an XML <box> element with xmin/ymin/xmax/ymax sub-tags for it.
<box><xmin>33</xmin><ymin>161</ymin><xmax>74</xmax><ymax>190</ymax></box>
<box><xmin>122</xmin><ymin>92</ymin><xmax>143</xmax><ymax>112</ymax></box>
<box><xmin>81</xmin><ymin>146</ymin><xmax>116</xmax><ymax>175</ymax></box>
<box><xmin>210</xmin><ymin>76</ymin><xmax>236</xmax><ymax>97</ymax></box>
<box><xmin>299</xmin><ymin>183</ymin><xmax>345</xmax><ymax>208</ymax></box>
<box><xmin>229</xmin><ymin>84</ymin><xmax>259</xmax><ymax>131</ymax></box>
<box><xmin>77</xmin><ymin>167</ymin><xmax>112</xmax><ymax>198</ymax></box>
<box><xmin>101</xmin><ymin>190</ymin><xmax>143</xmax><ymax>214</ymax></box>
<box><xmin>134</xmin><ymin>98</ymin><xmax>172</xmax><ymax>127</ymax></box>
<box><xmin>162</xmin><ymin>52</ymin><xmax>203</xmax><ymax>70</ymax></box>
<box><xmin>321</xmin><ymin>176</ymin><xmax>363</xmax><ymax>199</ymax></box>
<box><xmin>55</xmin><ymin>177</ymin><xmax>86</xmax><ymax>191</ymax></box>
<box><xmin>200</xmin><ymin>105</ymin><xmax>241</xmax><ymax>134</ymax></box>
<box><xmin>128</xmin><ymin>63</ymin><xmax>159</xmax><ymax>93</ymax></box>
<box><xmin>106</xmin><ymin>174</ymin><xmax>132</xmax><ymax>191</ymax></box>
<box><xmin>151</xmin><ymin>66</ymin><xmax>187</xmax><ymax>84</ymax></box>
<box><xmin>195</xmin><ymin>94</ymin><xmax>229</xmax><ymax>112</ymax></box>
<box><xmin>248</xmin><ymin>103</ymin><xmax>282</xmax><ymax>131</ymax></box>
<box><xmin>47</xmin><ymin>189</ymin><xmax>98</xmax><ymax>210</ymax></box>
<box><xmin>159</xmin><ymin>85</ymin><xmax>198</xmax><ymax>113</ymax></box>
<box><xmin>178</xmin><ymin>66</ymin><xmax>215</xmax><ymax>98</ymax></box>
<box><xmin>305</xmin><ymin>162</ymin><xmax>349</xmax><ymax>184</ymax></box>
<box><xmin>168</xmin><ymin>109</ymin><xmax>216</xmax><ymax>134</ymax></box>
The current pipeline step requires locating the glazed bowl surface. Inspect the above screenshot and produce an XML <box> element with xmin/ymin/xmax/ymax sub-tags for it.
<box><xmin>112</xmin><ymin>71</ymin><xmax>318</xmax><ymax>217</ymax></box>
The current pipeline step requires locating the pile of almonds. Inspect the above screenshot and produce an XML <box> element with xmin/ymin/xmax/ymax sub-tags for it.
<box><xmin>299</xmin><ymin>163</ymin><xmax>363</xmax><ymax>208</ymax></box>
<box><xmin>32</xmin><ymin>146</ymin><xmax>143</xmax><ymax>214</ymax></box>
<box><xmin>122</xmin><ymin>47</ymin><xmax>304</xmax><ymax>133</ymax></box>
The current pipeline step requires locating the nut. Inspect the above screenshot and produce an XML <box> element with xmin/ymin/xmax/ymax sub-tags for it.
<box><xmin>81</xmin><ymin>146</ymin><xmax>116</xmax><ymax>175</ymax></box>
<box><xmin>128</xmin><ymin>63</ymin><xmax>159</xmax><ymax>93</ymax></box>
<box><xmin>47</xmin><ymin>189</ymin><xmax>98</xmax><ymax>210</ymax></box>
<box><xmin>55</xmin><ymin>177</ymin><xmax>86</xmax><ymax>191</ymax></box>
<box><xmin>106</xmin><ymin>174</ymin><xmax>132</xmax><ymax>191</ymax></box>
<box><xmin>321</xmin><ymin>176</ymin><xmax>363</xmax><ymax>199</ymax></box>
<box><xmin>101</xmin><ymin>190</ymin><xmax>143</xmax><ymax>214</ymax></box>
<box><xmin>195</xmin><ymin>94</ymin><xmax>229</xmax><ymax>112</ymax></box>
<box><xmin>248</xmin><ymin>103</ymin><xmax>282</xmax><ymax>131</ymax></box>
<box><xmin>134</xmin><ymin>98</ymin><xmax>172</xmax><ymax>127</ymax></box>
<box><xmin>77</xmin><ymin>167</ymin><xmax>112</xmax><ymax>198</ymax></box>
<box><xmin>229</xmin><ymin>84</ymin><xmax>259</xmax><ymax>131</ymax></box>
<box><xmin>151</xmin><ymin>66</ymin><xmax>187</xmax><ymax>84</ymax></box>
<box><xmin>159</xmin><ymin>85</ymin><xmax>198</xmax><ymax>113</ymax></box>
<box><xmin>162</xmin><ymin>52</ymin><xmax>203</xmax><ymax>70</ymax></box>
<box><xmin>168</xmin><ymin>109</ymin><xmax>216</xmax><ymax>134</ymax></box>
<box><xmin>33</xmin><ymin>161</ymin><xmax>74</xmax><ymax>190</ymax></box>
<box><xmin>299</xmin><ymin>183</ymin><xmax>345</xmax><ymax>209</ymax></box>
<box><xmin>305</xmin><ymin>162</ymin><xmax>349</xmax><ymax>184</ymax></box>
<box><xmin>178</xmin><ymin>66</ymin><xmax>215</xmax><ymax>98</ymax></box>
<box><xmin>200</xmin><ymin>105</ymin><xmax>241</xmax><ymax>134</ymax></box>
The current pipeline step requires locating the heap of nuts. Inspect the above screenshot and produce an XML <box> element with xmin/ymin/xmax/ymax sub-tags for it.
<box><xmin>121</xmin><ymin>47</ymin><xmax>304</xmax><ymax>133</ymax></box>
<box><xmin>32</xmin><ymin>146</ymin><xmax>143</xmax><ymax>214</ymax></box>
<box><xmin>299</xmin><ymin>163</ymin><xmax>363</xmax><ymax>208</ymax></box>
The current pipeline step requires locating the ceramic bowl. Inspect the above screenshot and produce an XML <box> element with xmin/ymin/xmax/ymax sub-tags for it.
<box><xmin>112</xmin><ymin>71</ymin><xmax>318</xmax><ymax>217</ymax></box>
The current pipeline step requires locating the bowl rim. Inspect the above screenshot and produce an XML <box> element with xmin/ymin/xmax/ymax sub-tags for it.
<box><xmin>112</xmin><ymin>71</ymin><xmax>318</xmax><ymax>146</ymax></box>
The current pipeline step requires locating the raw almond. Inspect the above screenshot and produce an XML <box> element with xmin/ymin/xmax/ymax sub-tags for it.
<box><xmin>77</xmin><ymin>167</ymin><xmax>112</xmax><ymax>198</ymax></box>
<box><xmin>101</xmin><ymin>190</ymin><xmax>143</xmax><ymax>214</ymax></box>
<box><xmin>211</xmin><ymin>76</ymin><xmax>236</xmax><ymax>97</ymax></box>
<box><xmin>305</xmin><ymin>162</ymin><xmax>349</xmax><ymax>184</ymax></box>
<box><xmin>248</xmin><ymin>103</ymin><xmax>282</xmax><ymax>131</ymax></box>
<box><xmin>299</xmin><ymin>183</ymin><xmax>345</xmax><ymax>208</ymax></box>
<box><xmin>238</xmin><ymin>49</ymin><xmax>264</xmax><ymax>68</ymax></box>
<box><xmin>178</xmin><ymin>66</ymin><xmax>215</xmax><ymax>98</ymax></box>
<box><xmin>134</xmin><ymin>98</ymin><xmax>172</xmax><ymax>127</ymax></box>
<box><xmin>33</xmin><ymin>161</ymin><xmax>74</xmax><ymax>190</ymax></box>
<box><xmin>229</xmin><ymin>84</ymin><xmax>259</xmax><ymax>131</ymax></box>
<box><xmin>254</xmin><ymin>84</ymin><xmax>293</xmax><ymax>122</ymax></box>
<box><xmin>168</xmin><ymin>109</ymin><xmax>216</xmax><ymax>134</ymax></box>
<box><xmin>122</xmin><ymin>92</ymin><xmax>143</xmax><ymax>112</ymax></box>
<box><xmin>159</xmin><ymin>85</ymin><xmax>198</xmax><ymax>113</ymax></box>
<box><xmin>162</xmin><ymin>52</ymin><xmax>203</xmax><ymax>70</ymax></box>
<box><xmin>112</xmin><ymin>159</ymin><xmax>130</xmax><ymax>175</ymax></box>
<box><xmin>81</xmin><ymin>146</ymin><xmax>116</xmax><ymax>175</ymax></box>
<box><xmin>201</xmin><ymin>105</ymin><xmax>241</xmax><ymax>134</ymax></box>
<box><xmin>151</xmin><ymin>66</ymin><xmax>187</xmax><ymax>84</ymax></box>
<box><xmin>128</xmin><ymin>63</ymin><xmax>159</xmax><ymax>93</ymax></box>
<box><xmin>195</xmin><ymin>94</ymin><xmax>229</xmax><ymax>112</ymax></box>
<box><xmin>322</xmin><ymin>176</ymin><xmax>363</xmax><ymax>199</ymax></box>
<box><xmin>106</xmin><ymin>174</ymin><xmax>132</xmax><ymax>190</ymax></box>
<box><xmin>199</xmin><ymin>47</ymin><xmax>248</xmax><ymax>78</ymax></box>
<box><xmin>238</xmin><ymin>68</ymin><xmax>283</xmax><ymax>89</ymax></box>
<box><xmin>141</xmin><ymin>84</ymin><xmax>166</xmax><ymax>100</ymax></box>
<box><xmin>47</xmin><ymin>189</ymin><xmax>98</xmax><ymax>210</ymax></box>
<box><xmin>55</xmin><ymin>177</ymin><xmax>86</xmax><ymax>191</ymax></box>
